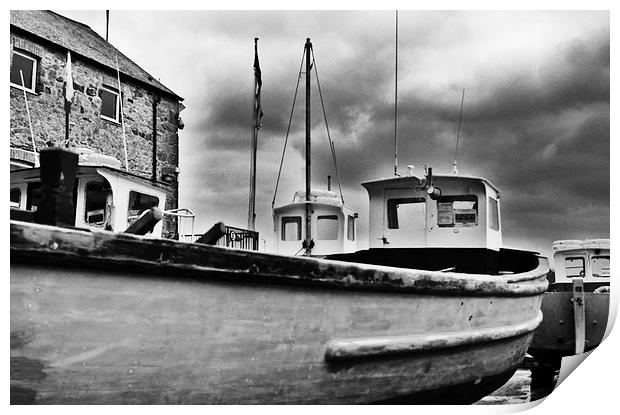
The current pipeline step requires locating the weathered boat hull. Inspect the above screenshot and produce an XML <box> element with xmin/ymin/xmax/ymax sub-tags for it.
<box><xmin>529</xmin><ymin>291</ymin><xmax>609</xmax><ymax>360</ymax></box>
<box><xmin>11</xmin><ymin>221</ymin><xmax>548</xmax><ymax>404</ymax></box>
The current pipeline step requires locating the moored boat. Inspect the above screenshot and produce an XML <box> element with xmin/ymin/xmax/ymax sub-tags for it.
<box><xmin>528</xmin><ymin>239</ymin><xmax>610</xmax><ymax>384</ymax></box>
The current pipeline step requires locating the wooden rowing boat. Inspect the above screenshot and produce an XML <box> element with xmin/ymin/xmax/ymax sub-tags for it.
<box><xmin>11</xmin><ymin>220</ymin><xmax>548</xmax><ymax>404</ymax></box>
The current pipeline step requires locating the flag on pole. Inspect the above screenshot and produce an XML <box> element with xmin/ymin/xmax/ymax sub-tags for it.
<box><xmin>253</xmin><ymin>38</ymin><xmax>263</xmax><ymax>127</ymax></box>
<box><xmin>64</xmin><ymin>51</ymin><xmax>74</xmax><ymax>111</ymax></box>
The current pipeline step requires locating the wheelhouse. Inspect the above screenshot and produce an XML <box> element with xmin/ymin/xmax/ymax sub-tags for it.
<box><xmin>552</xmin><ymin>239</ymin><xmax>610</xmax><ymax>288</ymax></box>
<box><xmin>273</xmin><ymin>190</ymin><xmax>357</xmax><ymax>256</ymax></box>
<box><xmin>10</xmin><ymin>156</ymin><xmax>167</xmax><ymax>238</ymax></box>
<box><xmin>363</xmin><ymin>173</ymin><xmax>502</xmax><ymax>250</ymax></box>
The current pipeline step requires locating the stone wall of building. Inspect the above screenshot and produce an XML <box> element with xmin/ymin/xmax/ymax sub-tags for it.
<box><xmin>10</xmin><ymin>32</ymin><xmax>181</xmax><ymax>238</ymax></box>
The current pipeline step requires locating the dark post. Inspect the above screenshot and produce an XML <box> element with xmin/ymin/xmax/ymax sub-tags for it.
<box><xmin>304</xmin><ymin>38</ymin><xmax>312</xmax><ymax>255</ymax></box>
<box><xmin>35</xmin><ymin>147</ymin><xmax>78</xmax><ymax>227</ymax></box>
<box><xmin>65</xmin><ymin>105</ymin><xmax>70</xmax><ymax>146</ymax></box>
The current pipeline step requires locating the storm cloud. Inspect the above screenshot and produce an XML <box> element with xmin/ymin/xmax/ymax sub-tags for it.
<box><xmin>59</xmin><ymin>10</ymin><xmax>609</xmax><ymax>261</ymax></box>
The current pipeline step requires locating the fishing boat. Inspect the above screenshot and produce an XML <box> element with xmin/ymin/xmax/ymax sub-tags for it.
<box><xmin>528</xmin><ymin>239</ymin><xmax>610</xmax><ymax>384</ymax></box>
<box><xmin>10</xmin><ymin>38</ymin><xmax>549</xmax><ymax>405</ymax></box>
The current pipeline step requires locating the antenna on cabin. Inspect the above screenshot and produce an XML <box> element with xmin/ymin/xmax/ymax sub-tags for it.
<box><xmin>393</xmin><ymin>10</ymin><xmax>399</xmax><ymax>177</ymax></box>
<box><xmin>105</xmin><ymin>11</ymin><xmax>110</xmax><ymax>42</ymax></box>
<box><xmin>453</xmin><ymin>88</ymin><xmax>465</xmax><ymax>175</ymax></box>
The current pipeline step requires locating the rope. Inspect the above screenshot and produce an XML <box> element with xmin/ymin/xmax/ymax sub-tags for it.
<box><xmin>272</xmin><ymin>48</ymin><xmax>306</xmax><ymax>208</ymax></box>
<box><xmin>115</xmin><ymin>52</ymin><xmax>129</xmax><ymax>172</ymax></box>
<box><xmin>311</xmin><ymin>47</ymin><xmax>345</xmax><ymax>204</ymax></box>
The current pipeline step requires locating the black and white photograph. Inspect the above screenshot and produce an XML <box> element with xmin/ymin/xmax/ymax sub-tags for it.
<box><xmin>8</xmin><ymin>2</ymin><xmax>613</xmax><ymax>407</ymax></box>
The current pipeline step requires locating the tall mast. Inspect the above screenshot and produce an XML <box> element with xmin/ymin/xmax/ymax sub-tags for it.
<box><xmin>393</xmin><ymin>10</ymin><xmax>399</xmax><ymax>176</ymax></box>
<box><xmin>304</xmin><ymin>38</ymin><xmax>313</xmax><ymax>255</ymax></box>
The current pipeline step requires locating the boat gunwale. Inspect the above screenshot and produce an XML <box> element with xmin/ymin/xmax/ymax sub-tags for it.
<box><xmin>10</xmin><ymin>220</ymin><xmax>549</xmax><ymax>297</ymax></box>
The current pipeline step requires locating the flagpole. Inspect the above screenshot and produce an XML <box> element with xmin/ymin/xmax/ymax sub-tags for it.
<box><xmin>248</xmin><ymin>38</ymin><xmax>260</xmax><ymax>231</ymax></box>
<box><xmin>64</xmin><ymin>51</ymin><xmax>74</xmax><ymax>148</ymax></box>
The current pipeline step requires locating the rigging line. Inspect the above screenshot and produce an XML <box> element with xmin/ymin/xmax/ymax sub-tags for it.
<box><xmin>310</xmin><ymin>47</ymin><xmax>345</xmax><ymax>205</ymax></box>
<box><xmin>453</xmin><ymin>88</ymin><xmax>466</xmax><ymax>166</ymax></box>
<box><xmin>272</xmin><ymin>47</ymin><xmax>307</xmax><ymax>209</ymax></box>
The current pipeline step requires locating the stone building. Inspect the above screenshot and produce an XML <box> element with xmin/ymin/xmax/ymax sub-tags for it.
<box><xmin>9</xmin><ymin>10</ymin><xmax>184</xmax><ymax>238</ymax></box>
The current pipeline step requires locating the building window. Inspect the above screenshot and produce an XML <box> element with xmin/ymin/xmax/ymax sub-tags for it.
<box><xmin>347</xmin><ymin>215</ymin><xmax>355</xmax><ymax>241</ymax></box>
<box><xmin>488</xmin><ymin>197</ymin><xmax>500</xmax><ymax>231</ymax></box>
<box><xmin>100</xmin><ymin>85</ymin><xmax>120</xmax><ymax>122</ymax></box>
<box><xmin>565</xmin><ymin>257</ymin><xmax>585</xmax><ymax>278</ymax></box>
<box><xmin>10</xmin><ymin>188</ymin><xmax>21</xmax><ymax>209</ymax></box>
<box><xmin>317</xmin><ymin>215</ymin><xmax>338</xmax><ymax>240</ymax></box>
<box><xmin>591</xmin><ymin>256</ymin><xmax>610</xmax><ymax>278</ymax></box>
<box><xmin>10</xmin><ymin>50</ymin><xmax>38</xmax><ymax>93</ymax></box>
<box><xmin>387</xmin><ymin>197</ymin><xmax>426</xmax><ymax>229</ymax></box>
<box><xmin>437</xmin><ymin>195</ymin><xmax>478</xmax><ymax>228</ymax></box>
<box><xmin>281</xmin><ymin>216</ymin><xmax>301</xmax><ymax>241</ymax></box>
<box><xmin>127</xmin><ymin>191</ymin><xmax>159</xmax><ymax>227</ymax></box>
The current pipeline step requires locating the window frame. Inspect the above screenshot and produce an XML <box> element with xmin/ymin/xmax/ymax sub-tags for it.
<box><xmin>488</xmin><ymin>197</ymin><xmax>500</xmax><ymax>231</ymax></box>
<box><xmin>436</xmin><ymin>195</ymin><xmax>479</xmax><ymax>228</ymax></box>
<box><xmin>564</xmin><ymin>256</ymin><xmax>586</xmax><ymax>278</ymax></box>
<box><xmin>100</xmin><ymin>85</ymin><xmax>121</xmax><ymax>123</ymax></box>
<box><xmin>281</xmin><ymin>216</ymin><xmax>302</xmax><ymax>241</ymax></box>
<box><xmin>317</xmin><ymin>215</ymin><xmax>339</xmax><ymax>241</ymax></box>
<box><xmin>387</xmin><ymin>197</ymin><xmax>426</xmax><ymax>230</ymax></box>
<box><xmin>591</xmin><ymin>255</ymin><xmax>610</xmax><ymax>278</ymax></box>
<box><xmin>84</xmin><ymin>181</ymin><xmax>108</xmax><ymax>227</ymax></box>
<box><xmin>347</xmin><ymin>215</ymin><xmax>355</xmax><ymax>241</ymax></box>
<box><xmin>127</xmin><ymin>190</ymin><xmax>160</xmax><ymax>227</ymax></box>
<box><xmin>10</xmin><ymin>188</ymin><xmax>21</xmax><ymax>209</ymax></box>
<box><xmin>10</xmin><ymin>49</ymin><xmax>38</xmax><ymax>93</ymax></box>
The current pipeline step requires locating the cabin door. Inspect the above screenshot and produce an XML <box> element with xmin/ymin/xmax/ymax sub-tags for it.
<box><xmin>382</xmin><ymin>188</ymin><xmax>427</xmax><ymax>247</ymax></box>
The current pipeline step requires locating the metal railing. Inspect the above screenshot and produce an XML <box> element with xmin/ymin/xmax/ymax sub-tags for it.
<box><xmin>180</xmin><ymin>225</ymin><xmax>259</xmax><ymax>251</ymax></box>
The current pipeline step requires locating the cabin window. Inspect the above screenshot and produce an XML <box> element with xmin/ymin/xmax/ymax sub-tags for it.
<box><xmin>26</xmin><ymin>182</ymin><xmax>41</xmax><ymax>211</ymax></box>
<box><xmin>591</xmin><ymin>256</ymin><xmax>610</xmax><ymax>278</ymax></box>
<box><xmin>488</xmin><ymin>197</ymin><xmax>499</xmax><ymax>231</ymax></box>
<box><xmin>128</xmin><ymin>191</ymin><xmax>159</xmax><ymax>226</ymax></box>
<box><xmin>84</xmin><ymin>181</ymin><xmax>109</xmax><ymax>227</ymax></box>
<box><xmin>281</xmin><ymin>216</ymin><xmax>301</xmax><ymax>241</ymax></box>
<box><xmin>317</xmin><ymin>215</ymin><xmax>338</xmax><ymax>240</ymax></box>
<box><xmin>347</xmin><ymin>215</ymin><xmax>355</xmax><ymax>241</ymax></box>
<box><xmin>10</xmin><ymin>50</ymin><xmax>38</xmax><ymax>93</ymax></box>
<box><xmin>437</xmin><ymin>195</ymin><xmax>478</xmax><ymax>228</ymax></box>
<box><xmin>10</xmin><ymin>188</ymin><xmax>21</xmax><ymax>208</ymax></box>
<box><xmin>100</xmin><ymin>85</ymin><xmax>120</xmax><ymax>122</ymax></box>
<box><xmin>565</xmin><ymin>257</ymin><xmax>585</xmax><ymax>278</ymax></box>
<box><xmin>387</xmin><ymin>198</ymin><xmax>425</xmax><ymax>230</ymax></box>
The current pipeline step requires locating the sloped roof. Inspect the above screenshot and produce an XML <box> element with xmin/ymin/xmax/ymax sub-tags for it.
<box><xmin>10</xmin><ymin>10</ymin><xmax>182</xmax><ymax>101</ymax></box>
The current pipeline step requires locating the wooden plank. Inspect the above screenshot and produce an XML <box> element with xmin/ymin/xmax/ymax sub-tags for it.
<box><xmin>10</xmin><ymin>221</ymin><xmax>549</xmax><ymax>297</ymax></box>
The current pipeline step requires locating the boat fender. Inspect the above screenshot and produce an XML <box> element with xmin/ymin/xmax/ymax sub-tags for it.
<box><xmin>123</xmin><ymin>207</ymin><xmax>163</xmax><ymax>235</ymax></box>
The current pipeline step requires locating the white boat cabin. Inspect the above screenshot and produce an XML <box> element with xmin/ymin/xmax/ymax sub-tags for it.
<box><xmin>363</xmin><ymin>172</ymin><xmax>502</xmax><ymax>251</ymax></box>
<box><xmin>10</xmin><ymin>153</ymin><xmax>167</xmax><ymax>238</ymax></box>
<box><xmin>552</xmin><ymin>239</ymin><xmax>610</xmax><ymax>285</ymax></box>
<box><xmin>273</xmin><ymin>190</ymin><xmax>358</xmax><ymax>256</ymax></box>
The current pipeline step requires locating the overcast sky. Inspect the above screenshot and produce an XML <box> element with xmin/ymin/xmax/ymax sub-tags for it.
<box><xmin>57</xmin><ymin>10</ymin><xmax>610</xmax><ymax>261</ymax></box>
